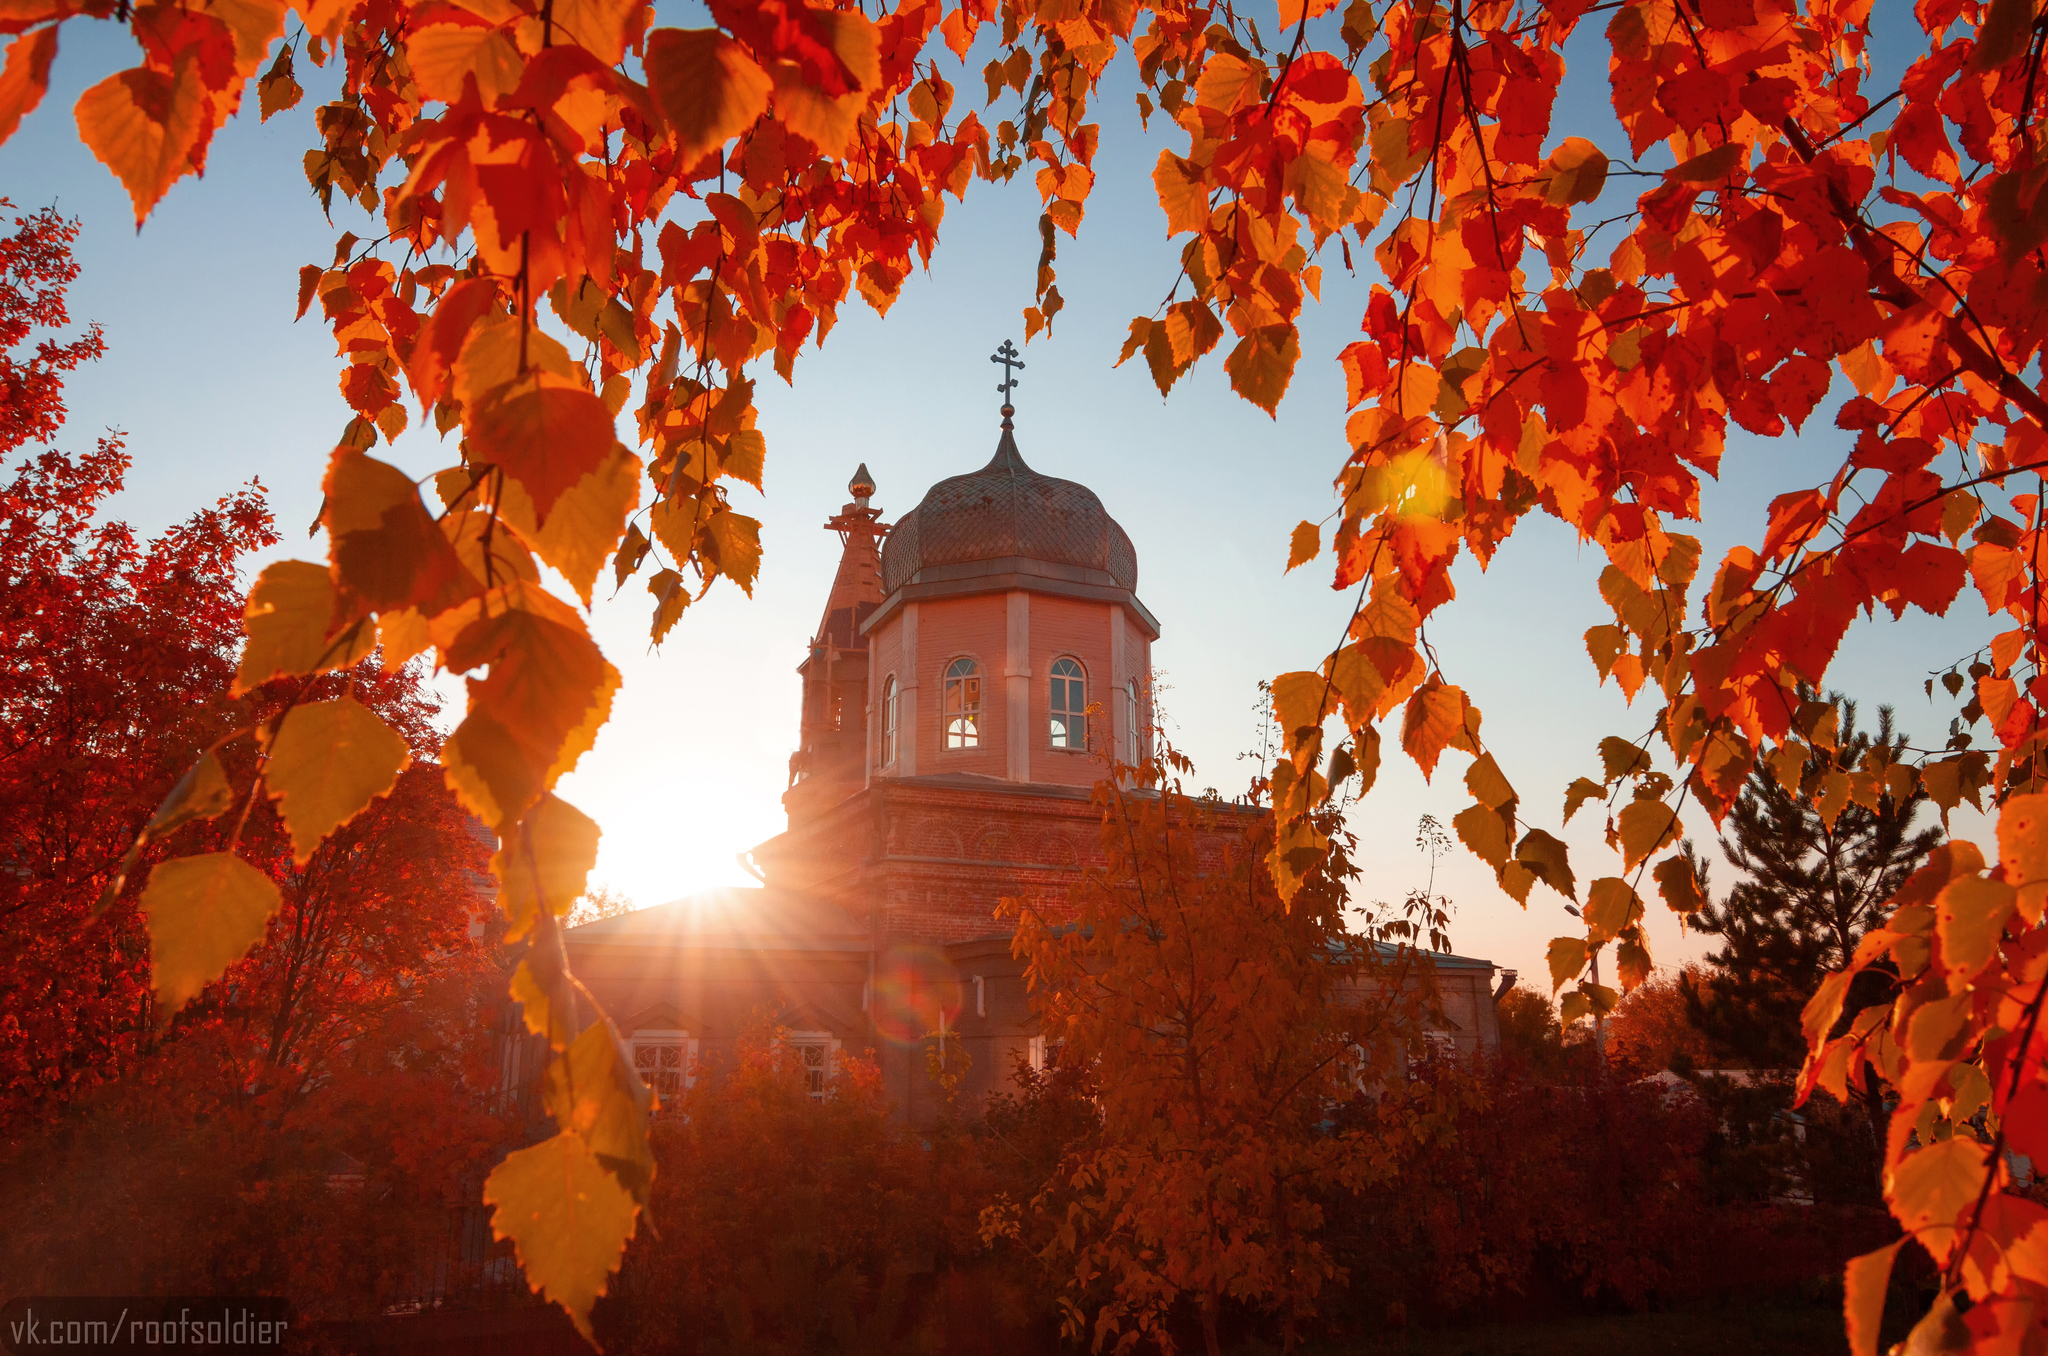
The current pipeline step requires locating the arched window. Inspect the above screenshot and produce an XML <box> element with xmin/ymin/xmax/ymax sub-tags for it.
<box><xmin>881</xmin><ymin>674</ymin><xmax>899</xmax><ymax>766</ymax></box>
<box><xmin>1049</xmin><ymin>657</ymin><xmax>1086</xmax><ymax>749</ymax></box>
<box><xmin>943</xmin><ymin>657</ymin><xmax>980</xmax><ymax>748</ymax></box>
<box><xmin>1123</xmin><ymin>679</ymin><xmax>1140</xmax><ymax>761</ymax></box>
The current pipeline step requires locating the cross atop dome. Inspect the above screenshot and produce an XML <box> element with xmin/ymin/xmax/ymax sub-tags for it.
<box><xmin>990</xmin><ymin>339</ymin><xmax>1024</xmax><ymax>430</ymax></box>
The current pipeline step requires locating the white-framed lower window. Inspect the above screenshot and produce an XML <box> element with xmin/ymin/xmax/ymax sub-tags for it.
<box><xmin>786</xmin><ymin>1031</ymin><xmax>839</xmax><ymax>1098</ymax></box>
<box><xmin>629</xmin><ymin>1029</ymin><xmax>695</xmax><ymax>1108</ymax></box>
<box><xmin>881</xmin><ymin>673</ymin><xmax>899</xmax><ymax>766</ymax></box>
<box><xmin>1028</xmin><ymin>1035</ymin><xmax>1066</xmax><ymax>1073</ymax></box>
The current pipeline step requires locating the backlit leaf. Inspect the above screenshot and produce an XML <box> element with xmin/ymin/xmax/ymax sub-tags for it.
<box><xmin>324</xmin><ymin>450</ymin><xmax>473</xmax><ymax>616</ymax></box>
<box><xmin>1453</xmin><ymin>802</ymin><xmax>1510</xmax><ymax>870</ymax></box>
<box><xmin>235</xmin><ymin>560</ymin><xmax>374</xmax><ymax>696</ymax></box>
<box><xmin>141</xmin><ymin>853</ymin><xmax>283</xmax><ymax>1016</ymax></box>
<box><xmin>264</xmin><ymin>695</ymin><xmax>412</xmax><ymax>864</ymax></box>
<box><xmin>1562</xmin><ymin>776</ymin><xmax>1605</xmax><ymax>823</ymax></box>
<box><xmin>1224</xmin><ymin>324</ymin><xmax>1299</xmax><ymax>416</ymax></box>
<box><xmin>1583</xmin><ymin>876</ymin><xmax>1641</xmax><ymax>943</ymax></box>
<box><xmin>1400</xmin><ymin>677</ymin><xmax>1477</xmax><ymax>780</ymax></box>
<box><xmin>471</xmin><ymin>380</ymin><xmax>616</xmax><ymax>526</ymax></box>
<box><xmin>1616</xmin><ymin>798</ymin><xmax>1679</xmax><ymax>871</ymax></box>
<box><xmin>1935</xmin><ymin>873</ymin><xmax>2016</xmax><ymax>983</ymax></box>
<box><xmin>1998</xmin><ymin>793</ymin><xmax>2048</xmax><ymax>925</ymax></box>
<box><xmin>543</xmin><ymin>1019</ymin><xmax>656</xmax><ymax>1202</ymax></box>
<box><xmin>493</xmin><ymin>793</ymin><xmax>601</xmax><ymax>943</ymax></box>
<box><xmin>1515</xmin><ymin>829</ymin><xmax>1575</xmax><ymax>902</ymax></box>
<box><xmin>144</xmin><ymin>751</ymin><xmax>235</xmax><ymax>839</ymax></box>
<box><xmin>0</xmin><ymin>27</ymin><xmax>57</xmax><ymax>145</ymax></box>
<box><xmin>645</xmin><ymin>28</ymin><xmax>772</xmax><ymax>165</ymax></box>
<box><xmin>496</xmin><ymin>443</ymin><xmax>643</xmax><ymax>607</ymax></box>
<box><xmin>1546</xmin><ymin>935</ymin><xmax>1587</xmax><ymax>991</ymax></box>
<box><xmin>1652</xmin><ymin>854</ymin><xmax>1705</xmax><ymax>914</ymax></box>
<box><xmin>1287</xmin><ymin>521</ymin><xmax>1319</xmax><ymax>571</ymax></box>
<box><xmin>443</xmin><ymin>592</ymin><xmax>615</xmax><ymax>829</ymax></box>
<box><xmin>1889</xmin><ymin>1136</ymin><xmax>1993</xmax><ymax>1237</ymax></box>
<box><xmin>483</xmin><ymin>1130</ymin><xmax>638</xmax><ymax>1344</ymax></box>
<box><xmin>74</xmin><ymin>64</ymin><xmax>209</xmax><ymax>225</ymax></box>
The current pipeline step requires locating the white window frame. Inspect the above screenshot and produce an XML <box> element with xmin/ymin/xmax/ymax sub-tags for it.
<box><xmin>1122</xmin><ymin>678</ymin><xmax>1140</xmax><ymax>762</ymax></box>
<box><xmin>1049</xmin><ymin>657</ymin><xmax>1086</xmax><ymax>750</ymax></box>
<box><xmin>943</xmin><ymin>656</ymin><xmax>981</xmax><ymax>749</ymax></box>
<box><xmin>881</xmin><ymin>673</ymin><xmax>899</xmax><ymax>766</ymax></box>
<box><xmin>629</xmin><ymin>1029</ymin><xmax>696</xmax><ymax>1110</ymax></box>
<box><xmin>786</xmin><ymin>1030</ymin><xmax>840</xmax><ymax>1099</ymax></box>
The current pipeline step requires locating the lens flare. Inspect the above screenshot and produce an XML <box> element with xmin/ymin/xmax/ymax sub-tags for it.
<box><xmin>870</xmin><ymin>943</ymin><xmax>960</xmax><ymax>1046</ymax></box>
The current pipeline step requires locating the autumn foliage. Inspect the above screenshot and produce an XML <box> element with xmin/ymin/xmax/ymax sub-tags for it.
<box><xmin>10</xmin><ymin>0</ymin><xmax>2048</xmax><ymax>1340</ymax></box>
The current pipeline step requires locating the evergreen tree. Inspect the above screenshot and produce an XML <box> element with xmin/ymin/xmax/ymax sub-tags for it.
<box><xmin>1681</xmin><ymin>697</ymin><xmax>1941</xmax><ymax>1070</ymax></box>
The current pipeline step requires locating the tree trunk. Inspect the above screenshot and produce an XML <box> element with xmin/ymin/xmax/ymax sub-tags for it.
<box><xmin>1202</xmin><ymin>1282</ymin><xmax>1222</xmax><ymax>1356</ymax></box>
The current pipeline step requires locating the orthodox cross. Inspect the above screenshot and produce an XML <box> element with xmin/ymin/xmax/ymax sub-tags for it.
<box><xmin>990</xmin><ymin>339</ymin><xmax>1024</xmax><ymax>413</ymax></box>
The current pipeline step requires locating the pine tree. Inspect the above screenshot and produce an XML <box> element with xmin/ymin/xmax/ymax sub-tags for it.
<box><xmin>1681</xmin><ymin>697</ymin><xmax>1941</xmax><ymax>1070</ymax></box>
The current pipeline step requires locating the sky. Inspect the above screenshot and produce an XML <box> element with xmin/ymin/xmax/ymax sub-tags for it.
<box><xmin>0</xmin><ymin>5</ymin><xmax>1995</xmax><ymax>998</ymax></box>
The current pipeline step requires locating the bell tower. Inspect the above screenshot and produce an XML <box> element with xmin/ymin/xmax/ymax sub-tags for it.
<box><xmin>783</xmin><ymin>465</ymin><xmax>888</xmax><ymax>826</ymax></box>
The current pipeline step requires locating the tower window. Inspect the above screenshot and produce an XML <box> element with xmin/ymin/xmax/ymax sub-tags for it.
<box><xmin>881</xmin><ymin>674</ymin><xmax>899</xmax><ymax>767</ymax></box>
<box><xmin>944</xmin><ymin>658</ymin><xmax>980</xmax><ymax>749</ymax></box>
<box><xmin>1050</xmin><ymin>658</ymin><xmax>1086</xmax><ymax>749</ymax></box>
<box><xmin>1124</xmin><ymin>679</ymin><xmax>1140</xmax><ymax>762</ymax></box>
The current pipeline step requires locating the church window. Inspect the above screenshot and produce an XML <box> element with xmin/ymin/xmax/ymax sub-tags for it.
<box><xmin>787</xmin><ymin>1032</ymin><xmax>838</xmax><ymax>1098</ymax></box>
<box><xmin>629</xmin><ymin>1030</ymin><xmax>694</xmax><ymax>1110</ymax></box>
<box><xmin>881</xmin><ymin>675</ymin><xmax>899</xmax><ymax>766</ymax></box>
<box><xmin>943</xmin><ymin>657</ymin><xmax>980</xmax><ymax>749</ymax></box>
<box><xmin>1122</xmin><ymin>679</ymin><xmax>1140</xmax><ymax>761</ymax></box>
<box><xmin>1049</xmin><ymin>658</ymin><xmax>1086</xmax><ymax>749</ymax></box>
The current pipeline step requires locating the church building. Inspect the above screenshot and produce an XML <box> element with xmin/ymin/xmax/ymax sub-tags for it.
<box><xmin>564</xmin><ymin>388</ymin><xmax>1504</xmax><ymax>1122</ymax></box>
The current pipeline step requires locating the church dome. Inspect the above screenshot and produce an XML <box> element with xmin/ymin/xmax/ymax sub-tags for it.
<box><xmin>881</xmin><ymin>430</ymin><xmax>1138</xmax><ymax>595</ymax></box>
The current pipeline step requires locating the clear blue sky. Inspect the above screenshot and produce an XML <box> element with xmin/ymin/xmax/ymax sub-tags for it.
<box><xmin>1</xmin><ymin>6</ymin><xmax>1988</xmax><ymax>999</ymax></box>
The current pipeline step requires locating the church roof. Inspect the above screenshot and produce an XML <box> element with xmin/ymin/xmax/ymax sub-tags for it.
<box><xmin>879</xmin><ymin>428</ymin><xmax>1138</xmax><ymax>596</ymax></box>
<box><xmin>564</xmin><ymin>886</ymin><xmax>868</xmax><ymax>952</ymax></box>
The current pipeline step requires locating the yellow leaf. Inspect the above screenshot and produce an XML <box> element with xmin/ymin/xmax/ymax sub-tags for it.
<box><xmin>1464</xmin><ymin>752</ymin><xmax>1515</xmax><ymax>811</ymax></box>
<box><xmin>1516</xmin><ymin>830</ymin><xmax>1575</xmax><ymax>902</ymax></box>
<box><xmin>442</xmin><ymin>590</ymin><xmax>612</xmax><ymax>828</ymax></box>
<box><xmin>1270</xmin><ymin>670</ymin><xmax>1331</xmax><ymax>749</ymax></box>
<box><xmin>1584</xmin><ymin>876</ymin><xmax>1642</xmax><ymax>943</ymax></box>
<box><xmin>325</xmin><ymin>450</ymin><xmax>474</xmax><ymax>615</ymax></box>
<box><xmin>644</xmin><ymin>28</ymin><xmax>771</xmax><ymax>164</ymax></box>
<box><xmin>510</xmin><ymin>956</ymin><xmax>575</xmax><ymax>1050</ymax></box>
<box><xmin>494</xmin><ymin>793</ymin><xmax>601</xmax><ymax>943</ymax></box>
<box><xmin>1936</xmin><ymin>873</ymin><xmax>2017</xmax><ymax>984</ymax></box>
<box><xmin>1225</xmin><ymin>324</ymin><xmax>1299</xmax><ymax>416</ymax></box>
<box><xmin>74</xmin><ymin>63</ymin><xmax>210</xmax><ymax>225</ymax></box>
<box><xmin>544</xmin><ymin>1020</ymin><xmax>656</xmax><ymax>1202</ymax></box>
<box><xmin>1889</xmin><ymin>1136</ymin><xmax>1993</xmax><ymax>1237</ymax></box>
<box><xmin>548</xmin><ymin>0</ymin><xmax>642</xmax><ymax>66</ymax></box>
<box><xmin>265</xmin><ymin>696</ymin><xmax>412</xmax><ymax>864</ymax></box>
<box><xmin>1652</xmin><ymin>853</ymin><xmax>1706</xmax><ymax>913</ymax></box>
<box><xmin>1563</xmin><ymin>776</ymin><xmax>1605</xmax><ymax>823</ymax></box>
<box><xmin>703</xmin><ymin>507</ymin><xmax>763</xmax><ymax>594</ymax></box>
<box><xmin>144</xmin><ymin>751</ymin><xmax>235</xmax><ymax>839</ymax></box>
<box><xmin>405</xmin><ymin>22</ymin><xmax>523</xmax><ymax>105</ymax></box>
<box><xmin>1802</xmin><ymin>968</ymin><xmax>1855</xmax><ymax>1052</ymax></box>
<box><xmin>236</xmin><ymin>561</ymin><xmax>374</xmax><ymax>697</ymax></box>
<box><xmin>1547</xmin><ymin>935</ymin><xmax>1587</xmax><ymax>991</ymax></box>
<box><xmin>1401</xmin><ymin>677</ymin><xmax>1477</xmax><ymax>780</ymax></box>
<box><xmin>1615</xmin><ymin>929</ymin><xmax>1652</xmax><ymax>990</ymax></box>
<box><xmin>1543</xmin><ymin>136</ymin><xmax>1608</xmax><ymax>205</ymax></box>
<box><xmin>497</xmin><ymin>443</ymin><xmax>643</xmax><ymax>608</ymax></box>
<box><xmin>1598</xmin><ymin>735</ymin><xmax>1650</xmax><ymax>782</ymax></box>
<box><xmin>141</xmin><ymin>853</ymin><xmax>282</xmax><ymax>1016</ymax></box>
<box><xmin>1999</xmin><ymin>793</ymin><xmax>2048</xmax><ymax>925</ymax></box>
<box><xmin>483</xmin><ymin>1131</ymin><xmax>638</xmax><ymax>1344</ymax></box>
<box><xmin>1152</xmin><ymin>150</ymin><xmax>1209</xmax><ymax>235</ymax></box>
<box><xmin>1353</xmin><ymin>723</ymin><xmax>1382</xmax><ymax>795</ymax></box>
<box><xmin>648</xmin><ymin>567</ymin><xmax>689</xmax><ymax>642</ymax></box>
<box><xmin>1454</xmin><ymin>802</ymin><xmax>1511</xmax><ymax>871</ymax></box>
<box><xmin>1616</xmin><ymin>798</ymin><xmax>1680</xmax><ymax>871</ymax></box>
<box><xmin>1287</xmin><ymin>520</ymin><xmax>1320</xmax><ymax>572</ymax></box>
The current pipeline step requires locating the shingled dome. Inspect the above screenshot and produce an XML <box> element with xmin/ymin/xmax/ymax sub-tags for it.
<box><xmin>881</xmin><ymin>429</ymin><xmax>1138</xmax><ymax>595</ymax></box>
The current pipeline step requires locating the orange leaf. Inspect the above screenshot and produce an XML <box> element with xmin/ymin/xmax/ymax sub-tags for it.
<box><xmin>1225</xmin><ymin>324</ymin><xmax>1299</xmax><ymax>416</ymax></box>
<box><xmin>0</xmin><ymin>27</ymin><xmax>56</xmax><ymax>145</ymax></box>
<box><xmin>644</xmin><ymin>28</ymin><xmax>771</xmax><ymax>165</ymax></box>
<box><xmin>1400</xmin><ymin>676</ymin><xmax>1477</xmax><ymax>780</ymax></box>
<box><xmin>324</xmin><ymin>450</ymin><xmax>474</xmax><ymax>615</ymax></box>
<box><xmin>1844</xmin><ymin>1240</ymin><xmax>1905</xmax><ymax>1356</ymax></box>
<box><xmin>1152</xmin><ymin>150</ymin><xmax>1209</xmax><ymax>235</ymax></box>
<box><xmin>74</xmin><ymin>63</ymin><xmax>211</xmax><ymax>225</ymax></box>
<box><xmin>471</xmin><ymin>381</ymin><xmax>616</xmax><ymax>526</ymax></box>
